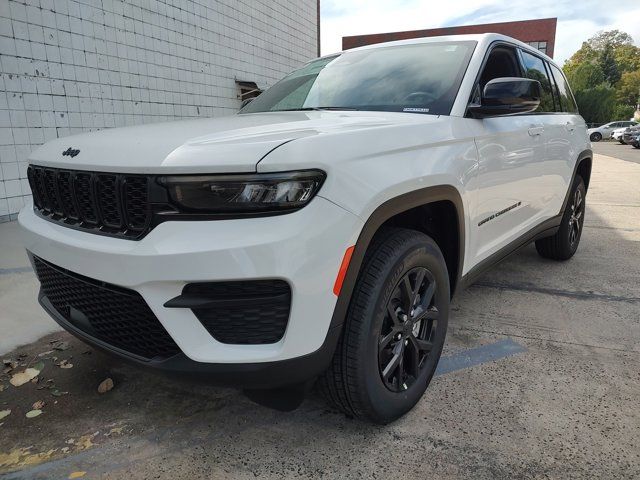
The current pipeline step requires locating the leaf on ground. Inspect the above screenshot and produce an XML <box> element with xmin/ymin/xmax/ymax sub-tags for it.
<box><xmin>3</xmin><ymin>359</ymin><xmax>18</xmax><ymax>369</ymax></box>
<box><xmin>58</xmin><ymin>360</ymin><xmax>73</xmax><ymax>369</ymax></box>
<box><xmin>97</xmin><ymin>378</ymin><xmax>114</xmax><ymax>394</ymax></box>
<box><xmin>25</xmin><ymin>409</ymin><xmax>43</xmax><ymax>418</ymax></box>
<box><xmin>38</xmin><ymin>350</ymin><xmax>54</xmax><ymax>357</ymax></box>
<box><xmin>53</xmin><ymin>341</ymin><xmax>70</xmax><ymax>351</ymax></box>
<box><xmin>9</xmin><ymin>366</ymin><xmax>43</xmax><ymax>387</ymax></box>
<box><xmin>32</xmin><ymin>400</ymin><xmax>45</xmax><ymax>410</ymax></box>
<box><xmin>0</xmin><ymin>384</ymin><xmax>6</xmax><ymax>392</ymax></box>
<box><xmin>68</xmin><ymin>471</ymin><xmax>87</xmax><ymax>479</ymax></box>
<box><xmin>105</xmin><ymin>426</ymin><xmax>124</xmax><ymax>436</ymax></box>
<box><xmin>51</xmin><ymin>389</ymin><xmax>69</xmax><ymax>397</ymax></box>
<box><xmin>0</xmin><ymin>410</ymin><xmax>10</xmax><ymax>420</ymax></box>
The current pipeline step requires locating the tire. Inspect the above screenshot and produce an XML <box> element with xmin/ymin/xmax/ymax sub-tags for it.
<box><xmin>318</xmin><ymin>227</ymin><xmax>449</xmax><ymax>424</ymax></box>
<box><xmin>535</xmin><ymin>175</ymin><xmax>586</xmax><ymax>261</ymax></box>
<box><xmin>590</xmin><ymin>132</ymin><xmax>602</xmax><ymax>142</ymax></box>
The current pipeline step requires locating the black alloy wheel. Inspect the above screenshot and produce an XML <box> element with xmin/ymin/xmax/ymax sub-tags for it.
<box><xmin>379</xmin><ymin>267</ymin><xmax>438</xmax><ymax>392</ymax></box>
<box><xmin>568</xmin><ymin>187</ymin><xmax>584</xmax><ymax>248</ymax></box>
<box><xmin>535</xmin><ymin>175</ymin><xmax>586</xmax><ymax>261</ymax></box>
<box><xmin>318</xmin><ymin>227</ymin><xmax>449</xmax><ymax>423</ymax></box>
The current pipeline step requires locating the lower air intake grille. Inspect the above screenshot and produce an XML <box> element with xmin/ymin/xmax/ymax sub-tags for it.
<box><xmin>33</xmin><ymin>256</ymin><xmax>181</xmax><ymax>360</ymax></box>
<box><xmin>184</xmin><ymin>281</ymin><xmax>292</xmax><ymax>345</ymax></box>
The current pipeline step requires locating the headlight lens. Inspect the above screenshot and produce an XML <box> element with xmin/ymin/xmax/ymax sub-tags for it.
<box><xmin>158</xmin><ymin>170</ymin><xmax>326</xmax><ymax>214</ymax></box>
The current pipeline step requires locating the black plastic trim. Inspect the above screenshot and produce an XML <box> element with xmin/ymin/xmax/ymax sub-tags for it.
<box><xmin>459</xmin><ymin>215</ymin><xmax>561</xmax><ymax>289</ymax></box>
<box><xmin>164</xmin><ymin>292</ymin><xmax>290</xmax><ymax>309</ymax></box>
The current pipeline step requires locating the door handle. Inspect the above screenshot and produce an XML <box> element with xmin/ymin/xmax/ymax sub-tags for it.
<box><xmin>565</xmin><ymin>122</ymin><xmax>576</xmax><ymax>132</ymax></box>
<box><xmin>528</xmin><ymin>126</ymin><xmax>544</xmax><ymax>136</ymax></box>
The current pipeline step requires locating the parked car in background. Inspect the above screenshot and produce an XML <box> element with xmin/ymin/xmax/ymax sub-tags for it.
<box><xmin>631</xmin><ymin>133</ymin><xmax>640</xmax><ymax>149</ymax></box>
<box><xmin>588</xmin><ymin>121</ymin><xmax>637</xmax><ymax>141</ymax></box>
<box><xmin>622</xmin><ymin>125</ymin><xmax>640</xmax><ymax>145</ymax></box>
<box><xmin>612</xmin><ymin>127</ymin><xmax>628</xmax><ymax>143</ymax></box>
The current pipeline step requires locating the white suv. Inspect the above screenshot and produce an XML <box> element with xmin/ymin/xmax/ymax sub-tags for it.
<box><xmin>19</xmin><ymin>34</ymin><xmax>590</xmax><ymax>423</ymax></box>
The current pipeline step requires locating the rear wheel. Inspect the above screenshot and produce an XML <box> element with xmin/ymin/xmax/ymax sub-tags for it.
<box><xmin>535</xmin><ymin>175</ymin><xmax>586</xmax><ymax>260</ymax></box>
<box><xmin>590</xmin><ymin>132</ymin><xmax>602</xmax><ymax>142</ymax></box>
<box><xmin>318</xmin><ymin>228</ymin><xmax>449</xmax><ymax>424</ymax></box>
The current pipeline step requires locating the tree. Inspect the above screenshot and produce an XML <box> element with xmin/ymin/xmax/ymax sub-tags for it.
<box><xmin>599</xmin><ymin>44</ymin><xmax>621</xmax><ymax>85</ymax></box>
<box><xmin>611</xmin><ymin>104</ymin><xmax>635</xmax><ymax>121</ymax></box>
<box><xmin>563</xmin><ymin>29</ymin><xmax>640</xmax><ymax>124</ymax></box>
<box><xmin>564</xmin><ymin>30</ymin><xmax>639</xmax><ymax>81</ymax></box>
<box><xmin>614</xmin><ymin>44</ymin><xmax>640</xmax><ymax>75</ymax></box>
<box><xmin>566</xmin><ymin>62</ymin><xmax>604</xmax><ymax>91</ymax></box>
<box><xmin>616</xmin><ymin>70</ymin><xmax>640</xmax><ymax>106</ymax></box>
<box><xmin>588</xmin><ymin>30</ymin><xmax>633</xmax><ymax>51</ymax></box>
<box><xmin>574</xmin><ymin>84</ymin><xmax>616</xmax><ymax>124</ymax></box>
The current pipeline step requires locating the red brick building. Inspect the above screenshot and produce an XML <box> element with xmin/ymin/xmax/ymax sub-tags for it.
<box><xmin>342</xmin><ymin>18</ymin><xmax>557</xmax><ymax>58</ymax></box>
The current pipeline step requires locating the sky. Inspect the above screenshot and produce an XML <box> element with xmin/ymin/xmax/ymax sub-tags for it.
<box><xmin>320</xmin><ymin>0</ymin><xmax>640</xmax><ymax>64</ymax></box>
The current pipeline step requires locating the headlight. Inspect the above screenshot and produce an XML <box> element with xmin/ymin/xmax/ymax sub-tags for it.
<box><xmin>157</xmin><ymin>170</ymin><xmax>326</xmax><ymax>214</ymax></box>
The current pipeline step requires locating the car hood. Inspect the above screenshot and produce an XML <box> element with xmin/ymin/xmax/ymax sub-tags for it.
<box><xmin>27</xmin><ymin>111</ymin><xmax>430</xmax><ymax>173</ymax></box>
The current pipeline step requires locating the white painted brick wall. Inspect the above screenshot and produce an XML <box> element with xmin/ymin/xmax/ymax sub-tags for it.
<box><xmin>0</xmin><ymin>0</ymin><xmax>319</xmax><ymax>221</ymax></box>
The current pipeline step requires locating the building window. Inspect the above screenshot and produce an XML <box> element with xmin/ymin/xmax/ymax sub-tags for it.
<box><xmin>526</xmin><ymin>41</ymin><xmax>548</xmax><ymax>55</ymax></box>
<box><xmin>236</xmin><ymin>81</ymin><xmax>262</xmax><ymax>102</ymax></box>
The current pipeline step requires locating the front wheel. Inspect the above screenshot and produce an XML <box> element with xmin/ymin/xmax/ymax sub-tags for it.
<box><xmin>318</xmin><ymin>228</ymin><xmax>449</xmax><ymax>424</ymax></box>
<box><xmin>535</xmin><ymin>175</ymin><xmax>586</xmax><ymax>260</ymax></box>
<box><xmin>590</xmin><ymin>132</ymin><xmax>602</xmax><ymax>142</ymax></box>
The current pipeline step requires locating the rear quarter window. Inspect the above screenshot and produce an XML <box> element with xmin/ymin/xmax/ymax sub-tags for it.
<box><xmin>548</xmin><ymin>63</ymin><xmax>579</xmax><ymax>114</ymax></box>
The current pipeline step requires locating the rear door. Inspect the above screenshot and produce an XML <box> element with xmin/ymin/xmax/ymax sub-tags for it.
<box><xmin>546</xmin><ymin>61</ymin><xmax>584</xmax><ymax>215</ymax></box>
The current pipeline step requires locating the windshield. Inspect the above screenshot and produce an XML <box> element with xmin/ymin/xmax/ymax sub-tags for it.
<box><xmin>241</xmin><ymin>41</ymin><xmax>477</xmax><ymax>116</ymax></box>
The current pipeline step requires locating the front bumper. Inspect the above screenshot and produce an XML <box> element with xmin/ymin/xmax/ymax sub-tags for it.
<box><xmin>19</xmin><ymin>197</ymin><xmax>363</xmax><ymax>384</ymax></box>
<box><xmin>38</xmin><ymin>290</ymin><xmax>343</xmax><ymax>388</ymax></box>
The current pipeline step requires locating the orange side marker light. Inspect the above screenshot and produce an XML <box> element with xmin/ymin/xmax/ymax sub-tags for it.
<box><xmin>333</xmin><ymin>245</ymin><xmax>355</xmax><ymax>296</ymax></box>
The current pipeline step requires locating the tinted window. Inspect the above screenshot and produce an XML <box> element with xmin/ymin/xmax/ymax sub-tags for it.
<box><xmin>242</xmin><ymin>41</ymin><xmax>477</xmax><ymax>116</ymax></box>
<box><xmin>520</xmin><ymin>50</ymin><xmax>556</xmax><ymax>113</ymax></box>
<box><xmin>548</xmin><ymin>62</ymin><xmax>579</xmax><ymax>114</ymax></box>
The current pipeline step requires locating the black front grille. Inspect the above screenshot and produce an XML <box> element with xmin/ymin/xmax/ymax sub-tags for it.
<box><xmin>184</xmin><ymin>281</ymin><xmax>292</xmax><ymax>345</ymax></box>
<box><xmin>33</xmin><ymin>256</ymin><xmax>181</xmax><ymax>360</ymax></box>
<box><xmin>28</xmin><ymin>166</ymin><xmax>151</xmax><ymax>238</ymax></box>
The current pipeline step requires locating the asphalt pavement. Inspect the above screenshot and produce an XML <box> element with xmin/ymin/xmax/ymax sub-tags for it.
<box><xmin>0</xmin><ymin>149</ymin><xmax>638</xmax><ymax>479</ymax></box>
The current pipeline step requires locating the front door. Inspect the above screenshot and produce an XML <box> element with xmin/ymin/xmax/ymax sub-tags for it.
<box><xmin>466</xmin><ymin>45</ymin><xmax>555</xmax><ymax>266</ymax></box>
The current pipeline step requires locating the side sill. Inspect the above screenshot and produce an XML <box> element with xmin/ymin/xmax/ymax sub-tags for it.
<box><xmin>459</xmin><ymin>214</ymin><xmax>561</xmax><ymax>289</ymax></box>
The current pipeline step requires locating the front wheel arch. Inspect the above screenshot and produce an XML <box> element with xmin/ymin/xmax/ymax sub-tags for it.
<box><xmin>328</xmin><ymin>185</ymin><xmax>465</xmax><ymax>334</ymax></box>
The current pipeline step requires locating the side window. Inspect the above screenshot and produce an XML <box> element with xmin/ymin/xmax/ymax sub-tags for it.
<box><xmin>478</xmin><ymin>46</ymin><xmax>522</xmax><ymax>91</ymax></box>
<box><xmin>548</xmin><ymin>63</ymin><xmax>579</xmax><ymax>113</ymax></box>
<box><xmin>520</xmin><ymin>50</ymin><xmax>556</xmax><ymax>113</ymax></box>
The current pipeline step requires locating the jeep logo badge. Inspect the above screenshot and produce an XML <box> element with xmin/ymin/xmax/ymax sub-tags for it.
<box><xmin>62</xmin><ymin>147</ymin><xmax>80</xmax><ymax>158</ymax></box>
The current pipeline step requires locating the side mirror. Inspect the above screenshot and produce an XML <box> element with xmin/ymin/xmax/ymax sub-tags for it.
<box><xmin>240</xmin><ymin>97</ymin><xmax>254</xmax><ymax>109</ymax></box>
<box><xmin>468</xmin><ymin>77</ymin><xmax>541</xmax><ymax>118</ymax></box>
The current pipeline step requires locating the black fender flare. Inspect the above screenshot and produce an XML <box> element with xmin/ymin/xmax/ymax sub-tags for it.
<box><xmin>328</xmin><ymin>185</ymin><xmax>465</xmax><ymax>330</ymax></box>
<box><xmin>562</xmin><ymin>149</ymin><xmax>592</xmax><ymax>213</ymax></box>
